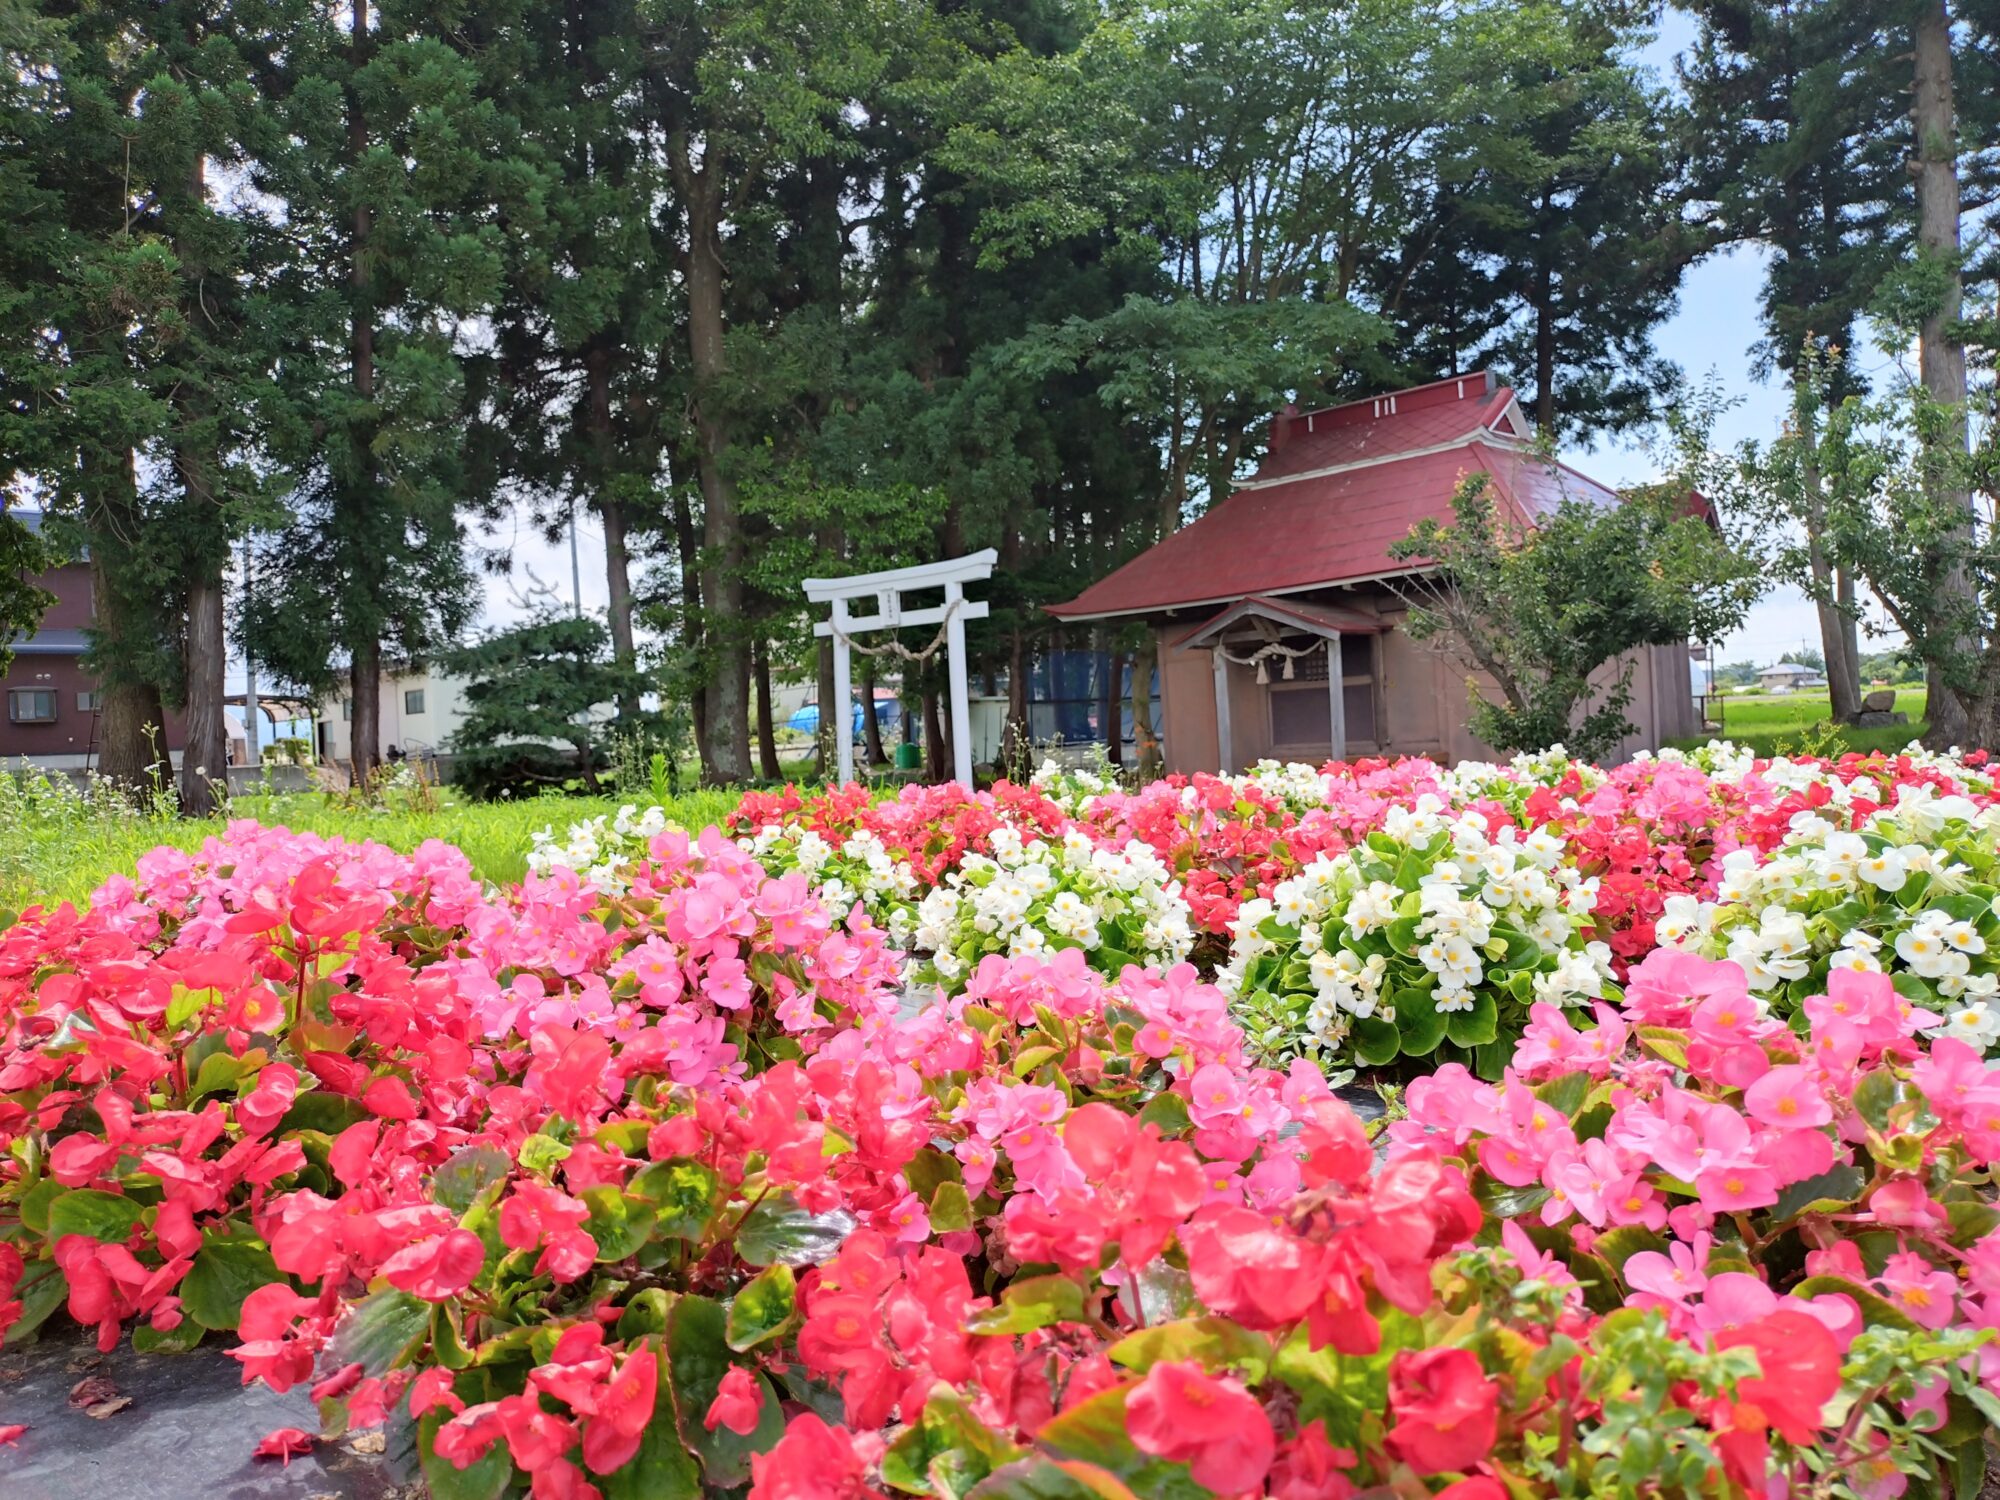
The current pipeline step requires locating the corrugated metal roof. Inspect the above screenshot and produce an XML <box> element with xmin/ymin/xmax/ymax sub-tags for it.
<box><xmin>1050</xmin><ymin>375</ymin><xmax>1620</xmax><ymax>620</ymax></box>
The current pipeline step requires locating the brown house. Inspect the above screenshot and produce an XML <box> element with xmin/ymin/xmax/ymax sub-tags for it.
<box><xmin>0</xmin><ymin>514</ymin><xmax>195</xmax><ymax>771</ymax></box>
<box><xmin>1049</xmin><ymin>373</ymin><xmax>1701</xmax><ymax>771</ymax></box>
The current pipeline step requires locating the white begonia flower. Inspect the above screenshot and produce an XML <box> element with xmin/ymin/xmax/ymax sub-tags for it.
<box><xmin>1347</xmin><ymin>881</ymin><xmax>1400</xmax><ymax>934</ymax></box>
<box><xmin>1940</xmin><ymin>1000</ymin><xmax>2000</xmax><ymax>1050</ymax></box>
<box><xmin>1857</xmin><ymin>848</ymin><xmax>1909</xmax><ymax>893</ymax></box>
<box><xmin>1896</xmin><ymin>915</ymin><xmax>1958</xmax><ymax>978</ymax></box>
<box><xmin>1944</xmin><ymin>920</ymin><xmax>1986</xmax><ymax>955</ymax></box>
<box><xmin>1654</xmin><ymin>893</ymin><xmax>1709</xmax><ymax>948</ymax></box>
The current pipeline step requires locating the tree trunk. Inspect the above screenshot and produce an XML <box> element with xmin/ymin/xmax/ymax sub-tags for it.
<box><xmin>586</xmin><ymin>339</ymin><xmax>637</xmax><ymax>713</ymax></box>
<box><xmin>668</xmin><ymin>471</ymin><xmax>711</xmax><ymax>776</ymax></box>
<box><xmin>1533</xmin><ymin>189</ymin><xmax>1557</xmax><ymax>432</ymax></box>
<box><xmin>1003</xmin><ymin>627</ymin><xmax>1029</xmax><ymax>781</ymax></box>
<box><xmin>174</xmin><ymin>155</ymin><xmax>229</xmax><ymax>816</ymax></box>
<box><xmin>1129</xmin><ymin>638</ymin><xmax>1159</xmax><ymax>778</ymax></box>
<box><xmin>753</xmin><ymin>636</ymin><xmax>780</xmax><ymax>780</ymax></box>
<box><xmin>350</xmin><ymin>636</ymin><xmax>382</xmax><ymax>789</ymax></box>
<box><xmin>670</xmin><ymin>142</ymin><xmax>747</xmax><ymax>783</ymax></box>
<box><xmin>1795</xmin><ymin>391</ymin><xmax>1861</xmax><ymax>723</ymax></box>
<box><xmin>85</xmin><ymin>450</ymin><xmax>167</xmax><ymax>797</ymax></box>
<box><xmin>345</xmin><ymin>0</ymin><xmax>383</xmax><ymax>786</ymax></box>
<box><xmin>1912</xmin><ymin>1</ymin><xmax>1975</xmax><ymax>748</ymax></box>
<box><xmin>181</xmin><ymin>574</ymin><xmax>228</xmax><ymax>813</ymax></box>
<box><xmin>1839</xmin><ymin>570</ymin><xmax>1861</xmax><ymax>692</ymax></box>
<box><xmin>861</xmin><ymin>657</ymin><xmax>886</xmax><ymax>769</ymax></box>
<box><xmin>923</xmin><ymin>684</ymin><xmax>946</xmax><ymax>781</ymax></box>
<box><xmin>1100</xmin><ymin>637</ymin><xmax>1124</xmax><ymax>766</ymax></box>
<box><xmin>815</xmin><ymin>639</ymin><xmax>839</xmax><ymax>780</ymax></box>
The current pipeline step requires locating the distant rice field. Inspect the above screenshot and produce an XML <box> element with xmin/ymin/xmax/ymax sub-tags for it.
<box><xmin>1668</xmin><ymin>687</ymin><xmax>1930</xmax><ymax>758</ymax></box>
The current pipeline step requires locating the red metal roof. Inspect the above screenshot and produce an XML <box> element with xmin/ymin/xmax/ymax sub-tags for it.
<box><xmin>1050</xmin><ymin>374</ymin><xmax>1619</xmax><ymax>620</ymax></box>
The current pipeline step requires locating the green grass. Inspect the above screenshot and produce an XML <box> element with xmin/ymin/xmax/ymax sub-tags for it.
<box><xmin>1665</xmin><ymin>687</ymin><xmax>1930</xmax><ymax>759</ymax></box>
<box><xmin>0</xmin><ymin>782</ymin><xmax>754</xmax><ymax>914</ymax></box>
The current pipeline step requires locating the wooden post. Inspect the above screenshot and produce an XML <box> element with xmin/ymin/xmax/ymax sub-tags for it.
<box><xmin>946</xmin><ymin>580</ymin><xmax>972</xmax><ymax>786</ymax></box>
<box><xmin>830</xmin><ymin>596</ymin><xmax>854</xmax><ymax>784</ymax></box>
<box><xmin>1212</xmin><ymin>647</ymin><xmax>1232</xmax><ymax>772</ymax></box>
<box><xmin>1327</xmin><ymin>633</ymin><xmax>1347</xmax><ymax>761</ymax></box>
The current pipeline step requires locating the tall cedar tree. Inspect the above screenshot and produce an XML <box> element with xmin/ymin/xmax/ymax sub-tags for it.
<box><xmin>1394</xmin><ymin>4</ymin><xmax>1695</xmax><ymax>438</ymax></box>
<box><xmin>475</xmin><ymin>0</ymin><xmax>664</xmax><ymax>710</ymax></box>
<box><xmin>239</xmin><ymin>0</ymin><xmax>521</xmax><ymax>780</ymax></box>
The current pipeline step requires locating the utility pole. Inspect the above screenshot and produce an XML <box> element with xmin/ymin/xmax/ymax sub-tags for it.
<box><xmin>242</xmin><ymin>538</ymin><xmax>261</xmax><ymax>767</ymax></box>
<box><xmin>569</xmin><ymin>502</ymin><xmax>583</xmax><ymax>617</ymax></box>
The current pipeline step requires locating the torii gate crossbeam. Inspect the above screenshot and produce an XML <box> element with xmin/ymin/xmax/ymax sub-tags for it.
<box><xmin>802</xmin><ymin>549</ymin><xmax>997</xmax><ymax>787</ymax></box>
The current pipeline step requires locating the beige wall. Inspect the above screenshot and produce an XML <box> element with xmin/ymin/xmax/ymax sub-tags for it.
<box><xmin>1160</xmin><ymin>617</ymin><xmax>1701</xmax><ymax>773</ymax></box>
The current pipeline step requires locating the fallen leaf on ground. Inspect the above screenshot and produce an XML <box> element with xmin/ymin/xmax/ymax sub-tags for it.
<box><xmin>67</xmin><ymin>1375</ymin><xmax>118</xmax><ymax>1408</ymax></box>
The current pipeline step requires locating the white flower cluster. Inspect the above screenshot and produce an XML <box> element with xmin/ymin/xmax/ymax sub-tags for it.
<box><xmin>911</xmin><ymin>825</ymin><xmax>1194</xmax><ymax>987</ymax></box>
<box><xmin>737</xmin><ymin>824</ymin><xmax>922</xmax><ymax>945</ymax></box>
<box><xmin>1437</xmin><ymin>744</ymin><xmax>1604</xmax><ymax>803</ymax></box>
<box><xmin>1027</xmin><ymin>755</ymin><xmax>1119</xmax><ymax>817</ymax></box>
<box><xmin>1235</xmin><ymin>759</ymin><xmax>1338</xmax><ymax>814</ymax></box>
<box><xmin>1225</xmin><ymin>798</ymin><xmax>1611</xmax><ymax>1067</ymax></box>
<box><xmin>524</xmin><ymin>803</ymin><xmax>670</xmax><ymax>892</ymax></box>
<box><xmin>1659</xmin><ymin>785</ymin><xmax>2000</xmax><ymax>1051</ymax></box>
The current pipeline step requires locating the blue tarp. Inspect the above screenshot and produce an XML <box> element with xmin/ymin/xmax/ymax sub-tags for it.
<box><xmin>787</xmin><ymin>698</ymin><xmax>902</xmax><ymax>736</ymax></box>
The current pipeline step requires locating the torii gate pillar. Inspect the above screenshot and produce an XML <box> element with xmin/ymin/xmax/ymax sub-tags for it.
<box><xmin>803</xmin><ymin>549</ymin><xmax>997</xmax><ymax>786</ymax></box>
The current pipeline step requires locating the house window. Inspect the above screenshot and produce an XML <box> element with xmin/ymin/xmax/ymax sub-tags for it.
<box><xmin>403</xmin><ymin>688</ymin><xmax>426</xmax><ymax>716</ymax></box>
<box><xmin>8</xmin><ymin>689</ymin><xmax>57</xmax><ymax>724</ymax></box>
<box><xmin>341</xmin><ymin>698</ymin><xmax>353</xmax><ymax>721</ymax></box>
<box><xmin>76</xmin><ymin>690</ymin><xmax>101</xmax><ymax>712</ymax></box>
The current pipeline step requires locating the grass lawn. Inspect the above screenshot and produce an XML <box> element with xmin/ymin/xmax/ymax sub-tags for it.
<box><xmin>1665</xmin><ymin>687</ymin><xmax>1930</xmax><ymax>759</ymax></box>
<box><xmin>0</xmin><ymin>783</ymin><xmax>754</xmax><ymax>915</ymax></box>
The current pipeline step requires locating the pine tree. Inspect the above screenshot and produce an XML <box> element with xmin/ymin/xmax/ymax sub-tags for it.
<box><xmin>1394</xmin><ymin>6</ymin><xmax>1696</xmax><ymax>437</ymax></box>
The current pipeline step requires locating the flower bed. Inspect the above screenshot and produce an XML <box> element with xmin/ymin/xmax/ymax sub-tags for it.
<box><xmin>2</xmin><ymin>743</ymin><xmax>1998</xmax><ymax>1497</ymax></box>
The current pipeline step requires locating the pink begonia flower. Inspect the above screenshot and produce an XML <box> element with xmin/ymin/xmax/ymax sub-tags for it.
<box><xmin>1689</xmin><ymin>1271</ymin><xmax>1777</xmax><ymax>1334</ymax></box>
<box><xmin>1869</xmin><ymin>1177</ymin><xmax>1947</xmax><ymax>1230</ymax></box>
<box><xmin>1743</xmin><ymin>1064</ymin><xmax>1832</xmax><ymax>1128</ymax></box>
<box><xmin>1186</xmin><ymin>1063</ymin><xmax>1247</xmax><ymax>1129</ymax></box>
<box><xmin>954</xmin><ymin>1136</ymin><xmax>997</xmax><ymax>1197</ymax></box>
<box><xmin>1542</xmin><ymin>1138</ymin><xmax>1631</xmax><ymax>1228</ymax></box>
<box><xmin>1696</xmin><ymin>1161</ymin><xmax>1778</xmax><ymax>1216</ymax></box>
<box><xmin>1622</xmin><ymin>949</ymin><xmax>1750</xmax><ymax>1026</ymax></box>
<box><xmin>1391</xmin><ymin>1065</ymin><xmax>1499</xmax><ymax>1151</ymax></box>
<box><xmin>1806</xmin><ymin>1239</ymin><xmax>1867</xmax><ymax>1281</ymax></box>
<box><xmin>882</xmin><ymin>1191</ymin><xmax>930</xmax><ymax>1244</ymax></box>
<box><xmin>1753</xmin><ymin>1124</ymin><xmax>1835</xmax><ymax>1184</ymax></box>
<box><xmin>1624</xmin><ymin>1233</ymin><xmax>1712</xmax><ymax>1320</ymax></box>
<box><xmin>1878</xmin><ymin>1252</ymin><xmax>1959</xmax><ymax>1330</ymax></box>
<box><xmin>1501</xmin><ymin>1220</ymin><xmax>1581</xmax><ymax>1309</ymax></box>
<box><xmin>699</xmin><ymin>952</ymin><xmax>754</xmax><ymax>1011</ymax></box>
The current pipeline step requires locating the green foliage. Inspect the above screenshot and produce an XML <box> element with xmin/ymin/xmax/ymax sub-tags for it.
<box><xmin>1725</xmin><ymin>346</ymin><xmax>2000</xmax><ymax>748</ymax></box>
<box><xmin>0</xmin><ymin>511</ymin><xmax>52</xmax><ymax>676</ymax></box>
<box><xmin>1389</xmin><ymin>464</ymin><xmax>1760</xmax><ymax>759</ymax></box>
<box><xmin>443</xmin><ymin>614</ymin><xmax>656</xmax><ymax>799</ymax></box>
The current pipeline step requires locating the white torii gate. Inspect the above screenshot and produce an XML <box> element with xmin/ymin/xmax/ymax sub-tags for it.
<box><xmin>803</xmin><ymin>549</ymin><xmax>997</xmax><ymax>787</ymax></box>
